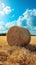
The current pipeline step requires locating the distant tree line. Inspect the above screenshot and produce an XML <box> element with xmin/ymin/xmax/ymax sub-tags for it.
<box><xmin>0</xmin><ymin>33</ymin><xmax>36</xmax><ymax>36</ymax></box>
<box><xmin>0</xmin><ymin>33</ymin><xmax>6</xmax><ymax>36</ymax></box>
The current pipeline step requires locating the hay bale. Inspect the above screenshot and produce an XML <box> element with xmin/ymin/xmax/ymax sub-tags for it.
<box><xmin>7</xmin><ymin>26</ymin><xmax>31</xmax><ymax>46</ymax></box>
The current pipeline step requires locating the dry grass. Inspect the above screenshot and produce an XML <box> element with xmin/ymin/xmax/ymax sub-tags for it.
<box><xmin>0</xmin><ymin>36</ymin><xmax>36</xmax><ymax>45</ymax></box>
<box><xmin>30</xmin><ymin>36</ymin><xmax>36</xmax><ymax>45</ymax></box>
<box><xmin>0</xmin><ymin>36</ymin><xmax>8</xmax><ymax>45</ymax></box>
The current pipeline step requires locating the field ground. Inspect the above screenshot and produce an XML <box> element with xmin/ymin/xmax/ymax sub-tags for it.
<box><xmin>0</xmin><ymin>36</ymin><xmax>36</xmax><ymax>45</ymax></box>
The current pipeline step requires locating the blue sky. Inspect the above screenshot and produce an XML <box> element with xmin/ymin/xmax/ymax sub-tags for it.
<box><xmin>0</xmin><ymin>0</ymin><xmax>36</xmax><ymax>35</ymax></box>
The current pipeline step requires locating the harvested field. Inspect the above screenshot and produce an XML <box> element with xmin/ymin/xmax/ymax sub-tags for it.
<box><xmin>0</xmin><ymin>36</ymin><xmax>36</xmax><ymax>45</ymax></box>
<box><xmin>0</xmin><ymin>36</ymin><xmax>36</xmax><ymax>65</ymax></box>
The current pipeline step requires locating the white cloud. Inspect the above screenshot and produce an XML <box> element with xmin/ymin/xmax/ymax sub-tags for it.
<box><xmin>33</xmin><ymin>27</ymin><xmax>36</xmax><ymax>30</ymax></box>
<box><xmin>16</xmin><ymin>16</ymin><xmax>23</xmax><ymax>26</ymax></box>
<box><xmin>0</xmin><ymin>3</ymin><xmax>14</xmax><ymax>16</ymax></box>
<box><xmin>30</xmin><ymin>9</ymin><xmax>36</xmax><ymax>16</ymax></box>
<box><xmin>0</xmin><ymin>21</ymin><xmax>16</xmax><ymax>33</ymax></box>
<box><xmin>5</xmin><ymin>21</ymin><xmax>16</xmax><ymax>29</ymax></box>
<box><xmin>23</xmin><ymin>9</ymin><xmax>36</xmax><ymax>16</ymax></box>
<box><xmin>16</xmin><ymin>9</ymin><xmax>36</xmax><ymax>35</ymax></box>
<box><xmin>0</xmin><ymin>3</ymin><xmax>5</xmax><ymax>9</ymax></box>
<box><xmin>3</xmin><ymin>6</ymin><xmax>12</xmax><ymax>14</ymax></box>
<box><xmin>0</xmin><ymin>21</ymin><xmax>5</xmax><ymax>30</ymax></box>
<box><xmin>0</xmin><ymin>11</ymin><xmax>4</xmax><ymax>15</ymax></box>
<box><xmin>0</xmin><ymin>9</ymin><xmax>36</xmax><ymax>35</ymax></box>
<box><xmin>1</xmin><ymin>3</ymin><xmax>5</xmax><ymax>8</ymax></box>
<box><xmin>16</xmin><ymin>9</ymin><xmax>36</xmax><ymax>28</ymax></box>
<box><xmin>23</xmin><ymin>9</ymin><xmax>36</xmax><ymax>30</ymax></box>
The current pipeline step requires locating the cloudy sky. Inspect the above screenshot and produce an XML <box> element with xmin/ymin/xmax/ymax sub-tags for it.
<box><xmin>0</xmin><ymin>0</ymin><xmax>36</xmax><ymax>35</ymax></box>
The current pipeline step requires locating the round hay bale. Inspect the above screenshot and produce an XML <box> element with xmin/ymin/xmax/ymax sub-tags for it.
<box><xmin>7</xmin><ymin>26</ymin><xmax>31</xmax><ymax>46</ymax></box>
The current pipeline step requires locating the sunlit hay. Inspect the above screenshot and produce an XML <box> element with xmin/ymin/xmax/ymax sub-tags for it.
<box><xmin>7</xmin><ymin>48</ymin><xmax>36</xmax><ymax>65</ymax></box>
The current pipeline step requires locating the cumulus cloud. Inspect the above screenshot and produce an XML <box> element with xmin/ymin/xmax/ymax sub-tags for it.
<box><xmin>16</xmin><ymin>9</ymin><xmax>36</xmax><ymax>35</ymax></box>
<box><xmin>0</xmin><ymin>9</ymin><xmax>36</xmax><ymax>35</ymax></box>
<box><xmin>0</xmin><ymin>3</ymin><xmax>14</xmax><ymax>16</ymax></box>
<box><xmin>0</xmin><ymin>3</ymin><xmax>5</xmax><ymax>9</ymax></box>
<box><xmin>0</xmin><ymin>21</ymin><xmax>5</xmax><ymax>30</ymax></box>
<box><xmin>16</xmin><ymin>9</ymin><xmax>36</xmax><ymax>30</ymax></box>
<box><xmin>0</xmin><ymin>21</ymin><xmax>16</xmax><ymax>33</ymax></box>
<box><xmin>3</xmin><ymin>6</ymin><xmax>11</xmax><ymax>14</ymax></box>
<box><xmin>24</xmin><ymin>9</ymin><xmax>36</xmax><ymax>31</ymax></box>
<box><xmin>5</xmin><ymin>21</ymin><xmax>16</xmax><ymax>29</ymax></box>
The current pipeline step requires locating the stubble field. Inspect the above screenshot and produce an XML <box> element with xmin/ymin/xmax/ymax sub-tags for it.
<box><xmin>0</xmin><ymin>36</ymin><xmax>36</xmax><ymax>65</ymax></box>
<box><xmin>0</xmin><ymin>36</ymin><xmax>36</xmax><ymax>45</ymax></box>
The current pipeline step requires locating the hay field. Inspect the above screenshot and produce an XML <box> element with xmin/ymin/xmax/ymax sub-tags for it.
<box><xmin>0</xmin><ymin>36</ymin><xmax>8</xmax><ymax>45</ymax></box>
<box><xmin>0</xmin><ymin>36</ymin><xmax>36</xmax><ymax>45</ymax></box>
<box><xmin>30</xmin><ymin>36</ymin><xmax>36</xmax><ymax>45</ymax></box>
